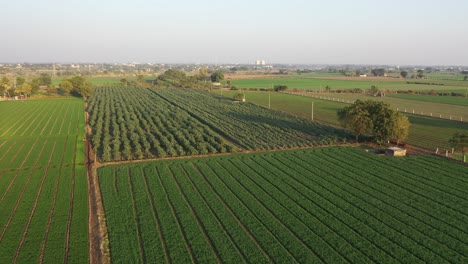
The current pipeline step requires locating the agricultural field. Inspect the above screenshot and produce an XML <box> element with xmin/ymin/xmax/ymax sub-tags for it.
<box><xmin>88</xmin><ymin>87</ymin><xmax>235</xmax><ymax>162</ymax></box>
<box><xmin>301</xmin><ymin>92</ymin><xmax>468</xmax><ymax>121</ymax></box>
<box><xmin>214</xmin><ymin>90</ymin><xmax>468</xmax><ymax>150</ymax></box>
<box><xmin>388</xmin><ymin>93</ymin><xmax>468</xmax><ymax>106</ymax></box>
<box><xmin>227</xmin><ymin>75</ymin><xmax>467</xmax><ymax>92</ymax></box>
<box><xmin>0</xmin><ymin>99</ymin><xmax>88</xmax><ymax>263</ymax></box>
<box><xmin>99</xmin><ymin>147</ymin><xmax>468</xmax><ymax>263</ymax></box>
<box><xmin>154</xmin><ymin>88</ymin><xmax>345</xmax><ymax>150</ymax></box>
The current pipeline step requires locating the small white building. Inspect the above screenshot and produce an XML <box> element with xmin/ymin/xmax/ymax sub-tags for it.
<box><xmin>386</xmin><ymin>147</ymin><xmax>406</xmax><ymax>157</ymax></box>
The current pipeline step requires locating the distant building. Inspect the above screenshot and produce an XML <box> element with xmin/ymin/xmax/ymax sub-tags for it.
<box><xmin>386</xmin><ymin>147</ymin><xmax>406</xmax><ymax>157</ymax></box>
<box><xmin>255</xmin><ymin>60</ymin><xmax>266</xmax><ymax>66</ymax></box>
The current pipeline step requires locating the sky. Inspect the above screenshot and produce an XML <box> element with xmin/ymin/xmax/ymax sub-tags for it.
<box><xmin>1</xmin><ymin>0</ymin><xmax>467</xmax><ymax>65</ymax></box>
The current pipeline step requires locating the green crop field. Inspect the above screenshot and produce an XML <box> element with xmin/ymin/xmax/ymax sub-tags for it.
<box><xmin>99</xmin><ymin>147</ymin><xmax>468</xmax><ymax>263</ymax></box>
<box><xmin>154</xmin><ymin>88</ymin><xmax>346</xmax><ymax>149</ymax></box>
<box><xmin>0</xmin><ymin>99</ymin><xmax>88</xmax><ymax>263</ymax></box>
<box><xmin>228</xmin><ymin>75</ymin><xmax>467</xmax><ymax>92</ymax></box>
<box><xmin>214</xmin><ymin>90</ymin><xmax>468</xmax><ymax>150</ymax></box>
<box><xmin>388</xmin><ymin>93</ymin><xmax>468</xmax><ymax>106</ymax></box>
<box><xmin>298</xmin><ymin>92</ymin><xmax>468</xmax><ymax>120</ymax></box>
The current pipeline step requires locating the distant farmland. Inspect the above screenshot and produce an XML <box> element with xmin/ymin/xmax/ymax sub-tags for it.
<box><xmin>0</xmin><ymin>99</ymin><xmax>88</xmax><ymax>263</ymax></box>
<box><xmin>99</xmin><ymin>147</ymin><xmax>468</xmax><ymax>263</ymax></box>
<box><xmin>214</xmin><ymin>90</ymin><xmax>468</xmax><ymax>150</ymax></box>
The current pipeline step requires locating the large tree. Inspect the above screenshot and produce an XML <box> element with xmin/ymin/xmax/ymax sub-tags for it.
<box><xmin>337</xmin><ymin>100</ymin><xmax>410</xmax><ymax>144</ymax></box>
<box><xmin>337</xmin><ymin>100</ymin><xmax>372</xmax><ymax>142</ymax></box>
<box><xmin>62</xmin><ymin>76</ymin><xmax>93</xmax><ymax>98</ymax></box>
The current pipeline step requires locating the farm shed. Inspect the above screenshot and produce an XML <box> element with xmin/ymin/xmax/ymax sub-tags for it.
<box><xmin>386</xmin><ymin>147</ymin><xmax>406</xmax><ymax>157</ymax></box>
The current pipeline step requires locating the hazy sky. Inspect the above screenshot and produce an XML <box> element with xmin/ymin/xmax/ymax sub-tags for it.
<box><xmin>2</xmin><ymin>0</ymin><xmax>467</xmax><ymax>65</ymax></box>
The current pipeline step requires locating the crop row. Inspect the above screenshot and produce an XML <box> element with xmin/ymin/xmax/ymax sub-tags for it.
<box><xmin>99</xmin><ymin>147</ymin><xmax>468</xmax><ymax>263</ymax></box>
<box><xmin>153</xmin><ymin>88</ymin><xmax>346</xmax><ymax>150</ymax></box>
<box><xmin>88</xmin><ymin>87</ymin><xmax>235</xmax><ymax>161</ymax></box>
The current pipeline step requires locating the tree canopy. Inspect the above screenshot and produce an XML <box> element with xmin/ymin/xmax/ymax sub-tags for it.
<box><xmin>337</xmin><ymin>100</ymin><xmax>410</xmax><ymax>144</ymax></box>
<box><xmin>210</xmin><ymin>71</ymin><xmax>224</xmax><ymax>83</ymax></box>
<box><xmin>60</xmin><ymin>76</ymin><xmax>92</xmax><ymax>98</ymax></box>
<box><xmin>371</xmin><ymin>68</ymin><xmax>385</xmax><ymax>76</ymax></box>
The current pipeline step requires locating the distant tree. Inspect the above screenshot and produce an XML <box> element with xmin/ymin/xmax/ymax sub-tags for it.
<box><xmin>400</xmin><ymin>71</ymin><xmax>408</xmax><ymax>78</ymax></box>
<box><xmin>210</xmin><ymin>71</ymin><xmax>224</xmax><ymax>83</ymax></box>
<box><xmin>38</xmin><ymin>73</ymin><xmax>52</xmax><ymax>86</ymax></box>
<box><xmin>464</xmin><ymin>76</ymin><xmax>467</xmax><ymax>81</ymax></box>
<box><xmin>120</xmin><ymin>78</ymin><xmax>128</xmax><ymax>86</ymax></box>
<box><xmin>368</xmin><ymin>85</ymin><xmax>380</xmax><ymax>96</ymax></box>
<box><xmin>417</xmin><ymin>69</ymin><xmax>424</xmax><ymax>79</ymax></box>
<box><xmin>66</xmin><ymin>76</ymin><xmax>93</xmax><ymax>98</ymax></box>
<box><xmin>0</xmin><ymin>76</ymin><xmax>11</xmax><ymax>96</ymax></box>
<box><xmin>449</xmin><ymin>132</ymin><xmax>468</xmax><ymax>162</ymax></box>
<box><xmin>136</xmin><ymin>75</ymin><xmax>145</xmax><ymax>84</ymax></box>
<box><xmin>233</xmin><ymin>93</ymin><xmax>245</xmax><ymax>101</ymax></box>
<box><xmin>274</xmin><ymin>85</ymin><xmax>288</xmax><ymax>92</ymax></box>
<box><xmin>17</xmin><ymin>83</ymin><xmax>33</xmax><ymax>96</ymax></box>
<box><xmin>325</xmin><ymin>85</ymin><xmax>331</xmax><ymax>93</ymax></box>
<box><xmin>371</xmin><ymin>68</ymin><xmax>385</xmax><ymax>76</ymax></box>
<box><xmin>16</xmin><ymin>76</ymin><xmax>26</xmax><ymax>86</ymax></box>
<box><xmin>60</xmin><ymin>79</ymin><xmax>74</xmax><ymax>94</ymax></box>
<box><xmin>197</xmin><ymin>67</ymin><xmax>209</xmax><ymax>80</ymax></box>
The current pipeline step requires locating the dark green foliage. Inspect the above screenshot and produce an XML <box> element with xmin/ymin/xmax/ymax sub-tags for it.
<box><xmin>210</xmin><ymin>72</ymin><xmax>224</xmax><ymax>83</ymax></box>
<box><xmin>273</xmin><ymin>85</ymin><xmax>288</xmax><ymax>92</ymax></box>
<box><xmin>88</xmin><ymin>87</ymin><xmax>235</xmax><ymax>161</ymax></box>
<box><xmin>154</xmin><ymin>88</ymin><xmax>346</xmax><ymax>150</ymax></box>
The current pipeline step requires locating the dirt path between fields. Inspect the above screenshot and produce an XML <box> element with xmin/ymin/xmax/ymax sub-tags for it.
<box><xmin>86</xmin><ymin>107</ymin><xmax>110</xmax><ymax>264</ymax></box>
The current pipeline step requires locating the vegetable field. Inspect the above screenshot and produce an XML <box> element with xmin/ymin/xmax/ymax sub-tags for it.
<box><xmin>154</xmin><ymin>88</ymin><xmax>345</xmax><ymax>149</ymax></box>
<box><xmin>0</xmin><ymin>99</ymin><xmax>88</xmax><ymax>263</ymax></box>
<box><xmin>99</xmin><ymin>147</ymin><xmax>468</xmax><ymax>263</ymax></box>
<box><xmin>88</xmin><ymin>87</ymin><xmax>235</xmax><ymax>161</ymax></box>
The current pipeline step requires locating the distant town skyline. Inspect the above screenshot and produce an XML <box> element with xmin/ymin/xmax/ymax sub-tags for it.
<box><xmin>2</xmin><ymin>0</ymin><xmax>467</xmax><ymax>66</ymax></box>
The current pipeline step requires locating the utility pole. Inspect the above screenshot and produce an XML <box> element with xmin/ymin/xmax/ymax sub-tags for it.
<box><xmin>268</xmin><ymin>92</ymin><xmax>271</xmax><ymax>109</ymax></box>
<box><xmin>311</xmin><ymin>101</ymin><xmax>314</xmax><ymax>121</ymax></box>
